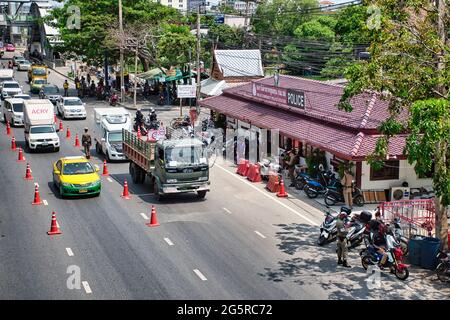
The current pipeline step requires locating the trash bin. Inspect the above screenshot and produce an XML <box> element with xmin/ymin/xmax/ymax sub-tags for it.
<box><xmin>408</xmin><ymin>235</ymin><xmax>425</xmax><ymax>266</ymax></box>
<box><xmin>420</xmin><ymin>237</ymin><xmax>441</xmax><ymax>270</ymax></box>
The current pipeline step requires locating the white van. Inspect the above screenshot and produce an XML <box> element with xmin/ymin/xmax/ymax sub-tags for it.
<box><xmin>2</xmin><ymin>98</ymin><xmax>24</xmax><ymax>126</ymax></box>
<box><xmin>23</xmin><ymin>99</ymin><xmax>60</xmax><ymax>152</ymax></box>
<box><xmin>0</xmin><ymin>69</ymin><xmax>14</xmax><ymax>88</ymax></box>
<box><xmin>93</xmin><ymin>107</ymin><xmax>132</xmax><ymax>161</ymax></box>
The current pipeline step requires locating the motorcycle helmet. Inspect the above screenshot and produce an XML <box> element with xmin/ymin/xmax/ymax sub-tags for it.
<box><xmin>340</xmin><ymin>206</ymin><xmax>352</xmax><ymax>215</ymax></box>
<box><xmin>338</xmin><ymin>212</ymin><xmax>348</xmax><ymax>220</ymax></box>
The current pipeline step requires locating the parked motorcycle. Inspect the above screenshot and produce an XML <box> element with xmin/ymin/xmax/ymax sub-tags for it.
<box><xmin>201</xmin><ymin>118</ymin><xmax>214</xmax><ymax>131</ymax></box>
<box><xmin>317</xmin><ymin>206</ymin><xmax>352</xmax><ymax>246</ymax></box>
<box><xmin>345</xmin><ymin>217</ymin><xmax>369</xmax><ymax>249</ymax></box>
<box><xmin>435</xmin><ymin>250</ymin><xmax>450</xmax><ymax>282</ymax></box>
<box><xmin>389</xmin><ymin>217</ymin><xmax>409</xmax><ymax>256</ymax></box>
<box><xmin>259</xmin><ymin>158</ymin><xmax>282</xmax><ymax>180</ymax></box>
<box><xmin>324</xmin><ymin>183</ymin><xmax>365</xmax><ymax>207</ymax></box>
<box><xmin>133</xmin><ymin>117</ymin><xmax>147</xmax><ymax>136</ymax></box>
<box><xmin>360</xmin><ymin>234</ymin><xmax>410</xmax><ymax>280</ymax></box>
<box><xmin>304</xmin><ymin>170</ymin><xmax>340</xmax><ymax>199</ymax></box>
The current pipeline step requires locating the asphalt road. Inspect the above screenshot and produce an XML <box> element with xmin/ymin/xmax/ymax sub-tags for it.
<box><xmin>0</xmin><ymin>52</ymin><xmax>448</xmax><ymax>300</ymax></box>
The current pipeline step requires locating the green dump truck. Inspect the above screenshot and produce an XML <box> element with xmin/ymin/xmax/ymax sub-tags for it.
<box><xmin>122</xmin><ymin>129</ymin><xmax>210</xmax><ymax>200</ymax></box>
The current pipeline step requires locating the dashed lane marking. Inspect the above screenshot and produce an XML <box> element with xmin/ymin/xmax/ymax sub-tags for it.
<box><xmin>222</xmin><ymin>207</ymin><xmax>232</xmax><ymax>214</ymax></box>
<box><xmin>164</xmin><ymin>238</ymin><xmax>174</xmax><ymax>246</ymax></box>
<box><xmin>193</xmin><ymin>269</ymin><xmax>207</xmax><ymax>281</ymax></box>
<box><xmin>43</xmin><ymin>199</ymin><xmax>48</xmax><ymax>206</ymax></box>
<box><xmin>82</xmin><ymin>281</ymin><xmax>92</xmax><ymax>294</ymax></box>
<box><xmin>66</xmin><ymin>248</ymin><xmax>74</xmax><ymax>256</ymax></box>
<box><xmin>254</xmin><ymin>231</ymin><xmax>266</xmax><ymax>239</ymax></box>
<box><xmin>215</xmin><ymin>164</ymin><xmax>318</xmax><ymax>226</ymax></box>
<box><xmin>107</xmin><ymin>177</ymin><xmax>113</xmax><ymax>183</ymax></box>
<box><xmin>140</xmin><ymin>213</ymin><xmax>149</xmax><ymax>220</ymax></box>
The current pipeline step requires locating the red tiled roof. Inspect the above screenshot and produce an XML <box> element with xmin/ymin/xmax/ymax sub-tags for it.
<box><xmin>199</xmin><ymin>75</ymin><xmax>408</xmax><ymax>160</ymax></box>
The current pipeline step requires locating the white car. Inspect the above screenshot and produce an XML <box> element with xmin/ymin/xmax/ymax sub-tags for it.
<box><xmin>13</xmin><ymin>93</ymin><xmax>31</xmax><ymax>100</ymax></box>
<box><xmin>17</xmin><ymin>60</ymin><xmax>31</xmax><ymax>71</ymax></box>
<box><xmin>1</xmin><ymin>81</ymin><xmax>23</xmax><ymax>100</ymax></box>
<box><xmin>56</xmin><ymin>97</ymin><xmax>86</xmax><ymax>120</ymax></box>
<box><xmin>2</xmin><ymin>98</ymin><xmax>24</xmax><ymax>126</ymax></box>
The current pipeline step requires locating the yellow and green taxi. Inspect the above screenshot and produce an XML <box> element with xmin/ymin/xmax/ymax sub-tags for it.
<box><xmin>52</xmin><ymin>156</ymin><xmax>101</xmax><ymax>197</ymax></box>
<box><xmin>30</xmin><ymin>77</ymin><xmax>48</xmax><ymax>94</ymax></box>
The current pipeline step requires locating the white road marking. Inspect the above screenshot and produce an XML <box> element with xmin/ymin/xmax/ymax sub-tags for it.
<box><xmin>216</xmin><ymin>163</ymin><xmax>318</xmax><ymax>226</ymax></box>
<box><xmin>193</xmin><ymin>269</ymin><xmax>207</xmax><ymax>281</ymax></box>
<box><xmin>66</xmin><ymin>248</ymin><xmax>74</xmax><ymax>256</ymax></box>
<box><xmin>107</xmin><ymin>177</ymin><xmax>113</xmax><ymax>182</ymax></box>
<box><xmin>82</xmin><ymin>281</ymin><xmax>92</xmax><ymax>294</ymax></box>
<box><xmin>43</xmin><ymin>199</ymin><xmax>48</xmax><ymax>206</ymax></box>
<box><xmin>164</xmin><ymin>238</ymin><xmax>174</xmax><ymax>246</ymax></box>
<box><xmin>254</xmin><ymin>231</ymin><xmax>267</xmax><ymax>239</ymax></box>
<box><xmin>222</xmin><ymin>207</ymin><xmax>232</xmax><ymax>214</ymax></box>
<box><xmin>140</xmin><ymin>213</ymin><xmax>149</xmax><ymax>220</ymax></box>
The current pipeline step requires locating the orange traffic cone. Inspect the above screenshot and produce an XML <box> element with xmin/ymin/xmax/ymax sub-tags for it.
<box><xmin>11</xmin><ymin>136</ymin><xmax>16</xmax><ymax>151</ymax></box>
<box><xmin>47</xmin><ymin>211</ymin><xmax>62</xmax><ymax>235</ymax></box>
<box><xmin>6</xmin><ymin>121</ymin><xmax>11</xmax><ymax>135</ymax></box>
<box><xmin>102</xmin><ymin>160</ymin><xmax>109</xmax><ymax>176</ymax></box>
<box><xmin>32</xmin><ymin>184</ymin><xmax>43</xmax><ymax>205</ymax></box>
<box><xmin>66</xmin><ymin>126</ymin><xmax>71</xmax><ymax>139</ymax></box>
<box><xmin>121</xmin><ymin>179</ymin><xmax>131</xmax><ymax>199</ymax></box>
<box><xmin>146</xmin><ymin>205</ymin><xmax>160</xmax><ymax>227</ymax></box>
<box><xmin>24</xmin><ymin>163</ymin><xmax>33</xmax><ymax>180</ymax></box>
<box><xmin>137</xmin><ymin>126</ymin><xmax>142</xmax><ymax>138</ymax></box>
<box><xmin>59</xmin><ymin>120</ymin><xmax>63</xmax><ymax>131</ymax></box>
<box><xmin>276</xmin><ymin>176</ymin><xmax>288</xmax><ymax>198</ymax></box>
<box><xmin>74</xmin><ymin>134</ymin><xmax>81</xmax><ymax>147</ymax></box>
<box><xmin>17</xmin><ymin>147</ymin><xmax>25</xmax><ymax>162</ymax></box>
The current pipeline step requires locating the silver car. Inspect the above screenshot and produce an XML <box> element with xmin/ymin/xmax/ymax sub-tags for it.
<box><xmin>17</xmin><ymin>60</ymin><xmax>31</xmax><ymax>71</ymax></box>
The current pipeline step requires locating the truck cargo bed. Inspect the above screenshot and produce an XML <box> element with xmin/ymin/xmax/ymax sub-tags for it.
<box><xmin>122</xmin><ymin>129</ymin><xmax>155</xmax><ymax>172</ymax></box>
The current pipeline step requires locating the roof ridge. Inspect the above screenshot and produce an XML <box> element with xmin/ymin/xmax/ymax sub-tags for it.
<box><xmin>279</xmin><ymin>74</ymin><xmax>346</xmax><ymax>89</ymax></box>
<box><xmin>351</xmin><ymin>132</ymin><xmax>365</xmax><ymax>157</ymax></box>
<box><xmin>359</xmin><ymin>94</ymin><xmax>378</xmax><ymax>128</ymax></box>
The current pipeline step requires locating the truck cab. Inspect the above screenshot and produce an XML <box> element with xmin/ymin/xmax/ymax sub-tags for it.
<box><xmin>94</xmin><ymin>107</ymin><xmax>131</xmax><ymax>161</ymax></box>
<box><xmin>23</xmin><ymin>99</ymin><xmax>60</xmax><ymax>152</ymax></box>
<box><xmin>28</xmin><ymin>64</ymin><xmax>49</xmax><ymax>83</ymax></box>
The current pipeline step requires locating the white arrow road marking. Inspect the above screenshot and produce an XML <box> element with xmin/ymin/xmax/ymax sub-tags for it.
<box><xmin>222</xmin><ymin>207</ymin><xmax>232</xmax><ymax>214</ymax></box>
<box><xmin>140</xmin><ymin>213</ymin><xmax>149</xmax><ymax>220</ymax></box>
<box><xmin>43</xmin><ymin>200</ymin><xmax>48</xmax><ymax>206</ymax></box>
<box><xmin>193</xmin><ymin>269</ymin><xmax>207</xmax><ymax>281</ymax></box>
<box><xmin>66</xmin><ymin>248</ymin><xmax>74</xmax><ymax>256</ymax></box>
<box><xmin>82</xmin><ymin>281</ymin><xmax>92</xmax><ymax>294</ymax></box>
<box><xmin>107</xmin><ymin>177</ymin><xmax>113</xmax><ymax>182</ymax></box>
<box><xmin>164</xmin><ymin>238</ymin><xmax>174</xmax><ymax>246</ymax></box>
<box><xmin>254</xmin><ymin>231</ymin><xmax>266</xmax><ymax>239</ymax></box>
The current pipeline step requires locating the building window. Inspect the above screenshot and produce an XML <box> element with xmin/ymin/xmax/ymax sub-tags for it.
<box><xmin>179</xmin><ymin>3</ymin><xmax>183</xmax><ymax>7</ymax></box>
<box><xmin>370</xmin><ymin>160</ymin><xmax>400</xmax><ymax>181</ymax></box>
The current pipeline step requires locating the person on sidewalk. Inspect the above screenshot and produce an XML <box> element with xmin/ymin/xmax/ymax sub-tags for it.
<box><xmin>340</xmin><ymin>168</ymin><xmax>354</xmax><ymax>209</ymax></box>
<box><xmin>82</xmin><ymin>127</ymin><xmax>92</xmax><ymax>159</ymax></box>
<box><xmin>287</xmin><ymin>148</ymin><xmax>299</xmax><ymax>187</ymax></box>
<box><xmin>63</xmin><ymin>80</ymin><xmax>69</xmax><ymax>97</ymax></box>
<box><xmin>336</xmin><ymin>211</ymin><xmax>351</xmax><ymax>268</ymax></box>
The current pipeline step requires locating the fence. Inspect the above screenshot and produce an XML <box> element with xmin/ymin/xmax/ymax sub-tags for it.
<box><xmin>380</xmin><ymin>199</ymin><xmax>435</xmax><ymax>238</ymax></box>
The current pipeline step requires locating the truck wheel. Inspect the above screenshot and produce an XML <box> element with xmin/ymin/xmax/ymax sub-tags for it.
<box><xmin>137</xmin><ymin>167</ymin><xmax>146</xmax><ymax>184</ymax></box>
<box><xmin>197</xmin><ymin>190</ymin><xmax>207</xmax><ymax>199</ymax></box>
<box><xmin>105</xmin><ymin>151</ymin><xmax>111</xmax><ymax>163</ymax></box>
<box><xmin>129</xmin><ymin>163</ymin><xmax>138</xmax><ymax>184</ymax></box>
<box><xmin>154</xmin><ymin>180</ymin><xmax>163</xmax><ymax>201</ymax></box>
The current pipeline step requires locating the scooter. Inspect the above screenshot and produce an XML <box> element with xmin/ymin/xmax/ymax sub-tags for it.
<box><xmin>324</xmin><ymin>183</ymin><xmax>365</xmax><ymax>207</ymax></box>
<box><xmin>360</xmin><ymin>234</ymin><xmax>410</xmax><ymax>280</ymax></box>
<box><xmin>317</xmin><ymin>206</ymin><xmax>352</xmax><ymax>246</ymax></box>
<box><xmin>258</xmin><ymin>158</ymin><xmax>282</xmax><ymax>180</ymax></box>
<box><xmin>435</xmin><ymin>250</ymin><xmax>450</xmax><ymax>282</ymax></box>
<box><xmin>389</xmin><ymin>217</ymin><xmax>409</xmax><ymax>256</ymax></box>
<box><xmin>345</xmin><ymin>218</ymin><xmax>368</xmax><ymax>249</ymax></box>
<box><xmin>304</xmin><ymin>170</ymin><xmax>340</xmax><ymax>199</ymax></box>
<box><xmin>109</xmin><ymin>92</ymin><xmax>118</xmax><ymax>106</ymax></box>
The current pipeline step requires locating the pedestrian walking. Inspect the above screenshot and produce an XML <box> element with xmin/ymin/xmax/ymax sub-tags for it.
<box><xmin>340</xmin><ymin>168</ymin><xmax>354</xmax><ymax>209</ymax></box>
<box><xmin>336</xmin><ymin>210</ymin><xmax>351</xmax><ymax>268</ymax></box>
<box><xmin>81</xmin><ymin>127</ymin><xmax>92</xmax><ymax>159</ymax></box>
<box><xmin>63</xmin><ymin>80</ymin><xmax>69</xmax><ymax>97</ymax></box>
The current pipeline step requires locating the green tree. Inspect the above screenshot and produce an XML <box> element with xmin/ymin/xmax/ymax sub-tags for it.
<box><xmin>334</xmin><ymin>4</ymin><xmax>371</xmax><ymax>45</ymax></box>
<box><xmin>294</xmin><ymin>19</ymin><xmax>336</xmax><ymax>42</ymax></box>
<box><xmin>208</xmin><ymin>24</ymin><xmax>246</xmax><ymax>48</ymax></box>
<box><xmin>339</xmin><ymin>0</ymin><xmax>449</xmax><ymax>249</ymax></box>
<box><xmin>252</xmin><ymin>0</ymin><xmax>319</xmax><ymax>36</ymax></box>
<box><xmin>157</xmin><ymin>24</ymin><xmax>196</xmax><ymax>68</ymax></box>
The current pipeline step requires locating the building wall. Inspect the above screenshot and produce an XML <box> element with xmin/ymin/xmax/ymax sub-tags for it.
<box><xmin>360</xmin><ymin>160</ymin><xmax>433</xmax><ymax>190</ymax></box>
<box><xmin>224</xmin><ymin>15</ymin><xmax>246</xmax><ymax>28</ymax></box>
<box><xmin>159</xmin><ymin>0</ymin><xmax>187</xmax><ymax>11</ymax></box>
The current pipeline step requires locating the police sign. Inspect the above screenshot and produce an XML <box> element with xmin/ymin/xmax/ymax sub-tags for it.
<box><xmin>287</xmin><ymin>89</ymin><xmax>305</xmax><ymax>109</ymax></box>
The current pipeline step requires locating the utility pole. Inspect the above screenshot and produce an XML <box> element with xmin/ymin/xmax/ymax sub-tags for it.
<box><xmin>134</xmin><ymin>46</ymin><xmax>138</xmax><ymax>108</ymax></box>
<box><xmin>195</xmin><ymin>4</ymin><xmax>201</xmax><ymax>112</ymax></box>
<box><xmin>119</xmin><ymin>0</ymin><xmax>125</xmax><ymax>102</ymax></box>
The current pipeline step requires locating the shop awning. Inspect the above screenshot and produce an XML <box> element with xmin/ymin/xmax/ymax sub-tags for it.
<box><xmin>137</xmin><ymin>68</ymin><xmax>167</xmax><ymax>80</ymax></box>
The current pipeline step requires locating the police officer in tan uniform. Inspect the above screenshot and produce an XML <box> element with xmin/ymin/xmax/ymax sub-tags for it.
<box><xmin>336</xmin><ymin>208</ymin><xmax>351</xmax><ymax>268</ymax></box>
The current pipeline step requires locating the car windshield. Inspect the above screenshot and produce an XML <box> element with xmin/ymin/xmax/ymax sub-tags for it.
<box><xmin>3</xmin><ymin>83</ymin><xmax>19</xmax><ymax>89</ymax></box>
<box><xmin>32</xmin><ymin>68</ymin><xmax>46</xmax><ymax>76</ymax></box>
<box><xmin>0</xmin><ymin>78</ymin><xmax>14</xmax><ymax>83</ymax></box>
<box><xmin>164</xmin><ymin>145</ymin><xmax>206</xmax><ymax>167</ymax></box>
<box><xmin>44</xmin><ymin>86</ymin><xmax>59</xmax><ymax>94</ymax></box>
<box><xmin>12</xmin><ymin>103</ymin><xmax>23</xmax><ymax>112</ymax></box>
<box><xmin>30</xmin><ymin>126</ymin><xmax>55</xmax><ymax>134</ymax></box>
<box><xmin>15</xmin><ymin>95</ymin><xmax>30</xmax><ymax>100</ymax></box>
<box><xmin>63</xmin><ymin>162</ymin><xmax>94</xmax><ymax>175</ymax></box>
<box><xmin>20</xmin><ymin>61</ymin><xmax>30</xmax><ymax>65</ymax></box>
<box><xmin>108</xmin><ymin>132</ymin><xmax>122</xmax><ymax>143</ymax></box>
<box><xmin>64</xmin><ymin>99</ymin><xmax>82</xmax><ymax>106</ymax></box>
<box><xmin>34</xmin><ymin>79</ymin><xmax>46</xmax><ymax>84</ymax></box>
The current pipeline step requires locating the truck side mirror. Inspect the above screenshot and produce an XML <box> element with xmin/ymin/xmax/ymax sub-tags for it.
<box><xmin>101</xmin><ymin>138</ymin><xmax>106</xmax><ymax>142</ymax></box>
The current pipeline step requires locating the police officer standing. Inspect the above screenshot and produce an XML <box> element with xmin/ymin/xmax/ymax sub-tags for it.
<box><xmin>82</xmin><ymin>127</ymin><xmax>92</xmax><ymax>159</ymax></box>
<box><xmin>63</xmin><ymin>80</ymin><xmax>69</xmax><ymax>97</ymax></box>
<box><xmin>336</xmin><ymin>208</ymin><xmax>351</xmax><ymax>268</ymax></box>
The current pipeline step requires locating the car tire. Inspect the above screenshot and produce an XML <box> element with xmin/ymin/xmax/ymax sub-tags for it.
<box><xmin>154</xmin><ymin>180</ymin><xmax>163</xmax><ymax>201</ymax></box>
<box><xmin>197</xmin><ymin>190</ymin><xmax>207</xmax><ymax>199</ymax></box>
<box><xmin>3</xmin><ymin>114</ymin><xmax>6</xmax><ymax>123</ymax></box>
<box><xmin>54</xmin><ymin>147</ymin><xmax>60</xmax><ymax>152</ymax></box>
<box><xmin>105</xmin><ymin>151</ymin><xmax>111</xmax><ymax>163</ymax></box>
<box><xmin>59</xmin><ymin>185</ymin><xmax>65</xmax><ymax>199</ymax></box>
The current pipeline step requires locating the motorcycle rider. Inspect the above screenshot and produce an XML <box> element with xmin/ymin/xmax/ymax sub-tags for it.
<box><xmin>372</xmin><ymin>224</ymin><xmax>389</xmax><ymax>269</ymax></box>
<box><xmin>149</xmin><ymin>108</ymin><xmax>157</xmax><ymax>122</ymax></box>
<box><xmin>336</xmin><ymin>210</ymin><xmax>351</xmax><ymax>268</ymax></box>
